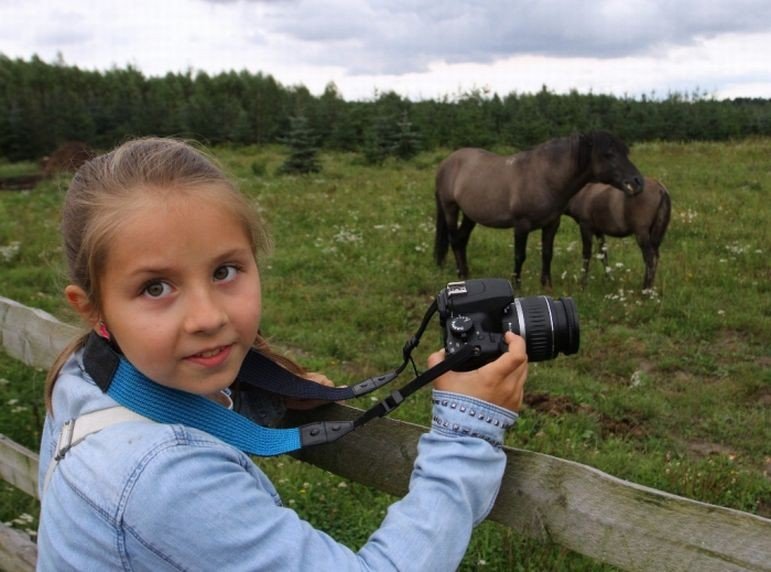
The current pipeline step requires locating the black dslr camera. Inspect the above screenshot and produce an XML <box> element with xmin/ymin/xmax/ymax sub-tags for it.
<box><xmin>438</xmin><ymin>279</ymin><xmax>580</xmax><ymax>371</ymax></box>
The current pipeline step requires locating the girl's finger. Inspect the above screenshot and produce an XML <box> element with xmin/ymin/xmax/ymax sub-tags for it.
<box><xmin>427</xmin><ymin>348</ymin><xmax>446</xmax><ymax>369</ymax></box>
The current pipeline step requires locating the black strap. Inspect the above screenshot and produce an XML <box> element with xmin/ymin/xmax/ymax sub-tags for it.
<box><xmin>237</xmin><ymin>350</ymin><xmax>400</xmax><ymax>399</ymax></box>
<box><xmin>354</xmin><ymin>344</ymin><xmax>475</xmax><ymax>427</ymax></box>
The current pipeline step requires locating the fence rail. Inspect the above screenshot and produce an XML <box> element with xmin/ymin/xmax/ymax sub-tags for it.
<box><xmin>1</xmin><ymin>295</ymin><xmax>770</xmax><ymax>571</ymax></box>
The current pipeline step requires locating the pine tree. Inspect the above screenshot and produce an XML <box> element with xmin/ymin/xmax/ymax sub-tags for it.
<box><xmin>363</xmin><ymin>114</ymin><xmax>399</xmax><ymax>164</ymax></box>
<box><xmin>278</xmin><ymin>115</ymin><xmax>321</xmax><ymax>174</ymax></box>
<box><xmin>394</xmin><ymin>111</ymin><xmax>421</xmax><ymax>160</ymax></box>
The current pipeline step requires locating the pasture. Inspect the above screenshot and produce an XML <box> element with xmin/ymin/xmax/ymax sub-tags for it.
<box><xmin>0</xmin><ymin>138</ymin><xmax>769</xmax><ymax>570</ymax></box>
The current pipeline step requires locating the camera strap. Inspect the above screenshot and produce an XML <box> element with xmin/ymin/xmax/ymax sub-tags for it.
<box><xmin>80</xmin><ymin>299</ymin><xmax>473</xmax><ymax>456</ymax></box>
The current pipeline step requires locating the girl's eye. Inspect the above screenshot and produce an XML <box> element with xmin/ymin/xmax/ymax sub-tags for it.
<box><xmin>213</xmin><ymin>265</ymin><xmax>238</xmax><ymax>283</ymax></box>
<box><xmin>142</xmin><ymin>281</ymin><xmax>172</xmax><ymax>299</ymax></box>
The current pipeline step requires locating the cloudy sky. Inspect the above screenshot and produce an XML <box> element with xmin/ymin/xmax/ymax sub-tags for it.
<box><xmin>2</xmin><ymin>0</ymin><xmax>770</xmax><ymax>101</ymax></box>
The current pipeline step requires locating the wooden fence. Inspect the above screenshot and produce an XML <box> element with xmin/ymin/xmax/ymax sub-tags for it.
<box><xmin>1</xmin><ymin>295</ymin><xmax>769</xmax><ymax>571</ymax></box>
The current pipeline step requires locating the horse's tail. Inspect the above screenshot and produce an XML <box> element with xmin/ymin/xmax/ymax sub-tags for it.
<box><xmin>434</xmin><ymin>162</ymin><xmax>452</xmax><ymax>267</ymax></box>
<box><xmin>650</xmin><ymin>181</ymin><xmax>671</xmax><ymax>249</ymax></box>
<box><xmin>434</xmin><ymin>189</ymin><xmax>450</xmax><ymax>266</ymax></box>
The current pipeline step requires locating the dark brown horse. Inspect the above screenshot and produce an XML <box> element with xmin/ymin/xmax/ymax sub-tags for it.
<box><xmin>565</xmin><ymin>176</ymin><xmax>671</xmax><ymax>290</ymax></box>
<box><xmin>434</xmin><ymin>131</ymin><xmax>644</xmax><ymax>289</ymax></box>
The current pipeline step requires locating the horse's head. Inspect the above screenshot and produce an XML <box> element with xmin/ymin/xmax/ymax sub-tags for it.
<box><xmin>579</xmin><ymin>131</ymin><xmax>643</xmax><ymax>196</ymax></box>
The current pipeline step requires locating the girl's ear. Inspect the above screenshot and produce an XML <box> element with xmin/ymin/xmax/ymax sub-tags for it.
<box><xmin>64</xmin><ymin>285</ymin><xmax>97</xmax><ymax>325</ymax></box>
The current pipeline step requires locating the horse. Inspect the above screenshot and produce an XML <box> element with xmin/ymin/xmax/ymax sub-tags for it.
<box><xmin>565</xmin><ymin>176</ymin><xmax>671</xmax><ymax>290</ymax></box>
<box><xmin>434</xmin><ymin>131</ymin><xmax>644</xmax><ymax>290</ymax></box>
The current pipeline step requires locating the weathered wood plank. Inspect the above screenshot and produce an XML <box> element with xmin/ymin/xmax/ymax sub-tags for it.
<box><xmin>0</xmin><ymin>296</ymin><xmax>79</xmax><ymax>369</ymax></box>
<box><xmin>2</xmin><ymin>295</ymin><xmax>770</xmax><ymax>572</ymax></box>
<box><xmin>0</xmin><ymin>435</ymin><xmax>39</xmax><ymax>499</ymax></box>
<box><xmin>292</xmin><ymin>405</ymin><xmax>771</xmax><ymax>572</ymax></box>
<box><xmin>0</xmin><ymin>523</ymin><xmax>36</xmax><ymax>572</ymax></box>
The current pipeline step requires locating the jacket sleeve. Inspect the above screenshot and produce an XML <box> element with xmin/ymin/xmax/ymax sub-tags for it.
<box><xmin>122</xmin><ymin>390</ymin><xmax>516</xmax><ymax>572</ymax></box>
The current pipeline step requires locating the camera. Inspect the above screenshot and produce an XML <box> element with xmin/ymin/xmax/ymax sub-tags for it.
<box><xmin>438</xmin><ymin>279</ymin><xmax>580</xmax><ymax>370</ymax></box>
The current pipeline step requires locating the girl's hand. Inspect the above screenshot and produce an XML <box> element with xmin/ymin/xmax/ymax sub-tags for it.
<box><xmin>284</xmin><ymin>372</ymin><xmax>338</xmax><ymax>410</ymax></box>
<box><xmin>428</xmin><ymin>331</ymin><xmax>528</xmax><ymax>412</ymax></box>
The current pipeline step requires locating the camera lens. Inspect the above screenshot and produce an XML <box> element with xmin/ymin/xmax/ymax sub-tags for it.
<box><xmin>503</xmin><ymin>296</ymin><xmax>580</xmax><ymax>362</ymax></box>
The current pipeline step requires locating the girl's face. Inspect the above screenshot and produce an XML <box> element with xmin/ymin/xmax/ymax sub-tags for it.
<box><xmin>97</xmin><ymin>189</ymin><xmax>262</xmax><ymax>397</ymax></box>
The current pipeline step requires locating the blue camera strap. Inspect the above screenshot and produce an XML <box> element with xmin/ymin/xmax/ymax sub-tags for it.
<box><xmin>82</xmin><ymin>325</ymin><xmax>473</xmax><ymax>456</ymax></box>
<box><xmin>107</xmin><ymin>357</ymin><xmax>307</xmax><ymax>455</ymax></box>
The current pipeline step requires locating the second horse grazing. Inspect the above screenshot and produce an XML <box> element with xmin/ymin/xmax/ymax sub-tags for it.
<box><xmin>565</xmin><ymin>177</ymin><xmax>672</xmax><ymax>290</ymax></box>
<box><xmin>434</xmin><ymin>131</ymin><xmax>644</xmax><ymax>290</ymax></box>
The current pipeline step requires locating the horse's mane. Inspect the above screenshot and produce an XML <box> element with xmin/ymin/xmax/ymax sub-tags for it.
<box><xmin>516</xmin><ymin>130</ymin><xmax>628</xmax><ymax>172</ymax></box>
<box><xmin>576</xmin><ymin>131</ymin><xmax>628</xmax><ymax>172</ymax></box>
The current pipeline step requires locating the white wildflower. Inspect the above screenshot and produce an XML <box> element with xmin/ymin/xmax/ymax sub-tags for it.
<box><xmin>0</xmin><ymin>241</ymin><xmax>21</xmax><ymax>262</ymax></box>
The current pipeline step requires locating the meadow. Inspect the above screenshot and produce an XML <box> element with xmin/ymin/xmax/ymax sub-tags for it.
<box><xmin>0</xmin><ymin>138</ymin><xmax>769</xmax><ymax>570</ymax></box>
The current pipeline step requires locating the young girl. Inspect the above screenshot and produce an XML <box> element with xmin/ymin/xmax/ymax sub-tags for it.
<box><xmin>37</xmin><ymin>137</ymin><xmax>529</xmax><ymax>570</ymax></box>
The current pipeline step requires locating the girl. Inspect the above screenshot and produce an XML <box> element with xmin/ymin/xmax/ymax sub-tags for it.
<box><xmin>37</xmin><ymin>137</ymin><xmax>529</xmax><ymax>571</ymax></box>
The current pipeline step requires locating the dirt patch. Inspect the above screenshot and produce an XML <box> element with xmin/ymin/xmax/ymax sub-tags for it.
<box><xmin>598</xmin><ymin>415</ymin><xmax>648</xmax><ymax>438</ymax></box>
<box><xmin>715</xmin><ymin>329</ymin><xmax>749</xmax><ymax>353</ymax></box>
<box><xmin>524</xmin><ymin>391</ymin><xmax>648</xmax><ymax>438</ymax></box>
<box><xmin>685</xmin><ymin>439</ymin><xmax>737</xmax><ymax>459</ymax></box>
<box><xmin>41</xmin><ymin>141</ymin><xmax>94</xmax><ymax>176</ymax></box>
<box><xmin>524</xmin><ymin>392</ymin><xmax>580</xmax><ymax>415</ymax></box>
<box><xmin>753</xmin><ymin>386</ymin><xmax>771</xmax><ymax>407</ymax></box>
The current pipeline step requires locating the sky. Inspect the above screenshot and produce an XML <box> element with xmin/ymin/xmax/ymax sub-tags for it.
<box><xmin>1</xmin><ymin>0</ymin><xmax>770</xmax><ymax>102</ymax></box>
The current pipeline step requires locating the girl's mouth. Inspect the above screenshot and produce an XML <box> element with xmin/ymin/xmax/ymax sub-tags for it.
<box><xmin>185</xmin><ymin>345</ymin><xmax>233</xmax><ymax>367</ymax></box>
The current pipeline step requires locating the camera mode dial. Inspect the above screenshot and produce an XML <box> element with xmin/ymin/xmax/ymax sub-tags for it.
<box><xmin>449</xmin><ymin>315</ymin><xmax>474</xmax><ymax>337</ymax></box>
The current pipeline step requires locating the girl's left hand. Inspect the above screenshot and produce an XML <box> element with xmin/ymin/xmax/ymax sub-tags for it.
<box><xmin>284</xmin><ymin>372</ymin><xmax>339</xmax><ymax>410</ymax></box>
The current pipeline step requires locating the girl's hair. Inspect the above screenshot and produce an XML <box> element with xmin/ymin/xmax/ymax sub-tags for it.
<box><xmin>46</xmin><ymin>137</ymin><xmax>304</xmax><ymax>409</ymax></box>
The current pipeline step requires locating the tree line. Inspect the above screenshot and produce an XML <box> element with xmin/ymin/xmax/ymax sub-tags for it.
<box><xmin>1</xmin><ymin>54</ymin><xmax>770</xmax><ymax>162</ymax></box>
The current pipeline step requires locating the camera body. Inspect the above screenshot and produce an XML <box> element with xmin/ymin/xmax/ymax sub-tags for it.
<box><xmin>438</xmin><ymin>279</ymin><xmax>580</xmax><ymax>371</ymax></box>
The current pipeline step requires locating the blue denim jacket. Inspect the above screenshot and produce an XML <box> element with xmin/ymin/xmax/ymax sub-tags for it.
<box><xmin>37</xmin><ymin>350</ymin><xmax>516</xmax><ymax>571</ymax></box>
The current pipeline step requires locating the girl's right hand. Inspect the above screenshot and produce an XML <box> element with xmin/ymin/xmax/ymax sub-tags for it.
<box><xmin>428</xmin><ymin>331</ymin><xmax>528</xmax><ymax>412</ymax></box>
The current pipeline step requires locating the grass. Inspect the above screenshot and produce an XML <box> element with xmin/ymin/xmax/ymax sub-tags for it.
<box><xmin>1</xmin><ymin>139</ymin><xmax>769</xmax><ymax>570</ymax></box>
<box><xmin>0</xmin><ymin>159</ymin><xmax>41</xmax><ymax>178</ymax></box>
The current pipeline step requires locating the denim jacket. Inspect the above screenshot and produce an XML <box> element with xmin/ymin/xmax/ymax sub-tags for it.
<box><xmin>37</xmin><ymin>349</ymin><xmax>516</xmax><ymax>571</ymax></box>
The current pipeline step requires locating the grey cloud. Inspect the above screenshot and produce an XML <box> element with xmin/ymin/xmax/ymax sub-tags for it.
<box><xmin>240</xmin><ymin>0</ymin><xmax>771</xmax><ymax>75</ymax></box>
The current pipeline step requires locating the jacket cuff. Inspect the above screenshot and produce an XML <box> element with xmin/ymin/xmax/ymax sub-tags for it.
<box><xmin>430</xmin><ymin>390</ymin><xmax>518</xmax><ymax>448</ymax></box>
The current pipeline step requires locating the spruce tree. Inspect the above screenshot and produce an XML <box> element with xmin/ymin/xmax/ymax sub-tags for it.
<box><xmin>394</xmin><ymin>111</ymin><xmax>421</xmax><ymax>160</ymax></box>
<box><xmin>363</xmin><ymin>114</ymin><xmax>399</xmax><ymax>164</ymax></box>
<box><xmin>278</xmin><ymin>115</ymin><xmax>321</xmax><ymax>174</ymax></box>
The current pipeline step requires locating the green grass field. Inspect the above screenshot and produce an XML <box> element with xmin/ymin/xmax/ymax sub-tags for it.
<box><xmin>1</xmin><ymin>139</ymin><xmax>769</xmax><ymax>570</ymax></box>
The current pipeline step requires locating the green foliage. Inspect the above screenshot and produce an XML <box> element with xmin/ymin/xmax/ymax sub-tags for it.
<box><xmin>363</xmin><ymin>110</ymin><xmax>422</xmax><ymax>164</ymax></box>
<box><xmin>250</xmin><ymin>159</ymin><xmax>267</xmax><ymax>177</ymax></box>
<box><xmin>394</xmin><ymin>111</ymin><xmax>422</xmax><ymax>160</ymax></box>
<box><xmin>278</xmin><ymin>115</ymin><xmax>321</xmax><ymax>174</ymax></box>
<box><xmin>2</xmin><ymin>54</ymin><xmax>771</xmax><ymax>163</ymax></box>
<box><xmin>1</xmin><ymin>140</ymin><xmax>769</xmax><ymax>569</ymax></box>
<box><xmin>362</xmin><ymin>114</ymin><xmax>398</xmax><ymax>164</ymax></box>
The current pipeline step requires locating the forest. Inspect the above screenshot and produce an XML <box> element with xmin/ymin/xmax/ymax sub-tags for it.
<box><xmin>1</xmin><ymin>54</ymin><xmax>770</xmax><ymax>162</ymax></box>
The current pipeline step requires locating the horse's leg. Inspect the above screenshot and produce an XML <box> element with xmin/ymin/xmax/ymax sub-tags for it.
<box><xmin>451</xmin><ymin>215</ymin><xmax>476</xmax><ymax>279</ymax></box>
<box><xmin>513</xmin><ymin>228</ymin><xmax>529</xmax><ymax>291</ymax></box>
<box><xmin>540</xmin><ymin>218</ymin><xmax>561</xmax><ymax>289</ymax></box>
<box><xmin>638</xmin><ymin>236</ymin><xmax>657</xmax><ymax>290</ymax></box>
<box><xmin>579</xmin><ymin>223</ymin><xmax>593</xmax><ymax>286</ymax></box>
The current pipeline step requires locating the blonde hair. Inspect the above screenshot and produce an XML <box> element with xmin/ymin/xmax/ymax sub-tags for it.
<box><xmin>46</xmin><ymin>137</ymin><xmax>301</xmax><ymax>409</ymax></box>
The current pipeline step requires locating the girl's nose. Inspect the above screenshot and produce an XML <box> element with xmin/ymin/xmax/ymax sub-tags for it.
<box><xmin>184</xmin><ymin>290</ymin><xmax>228</xmax><ymax>334</ymax></box>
